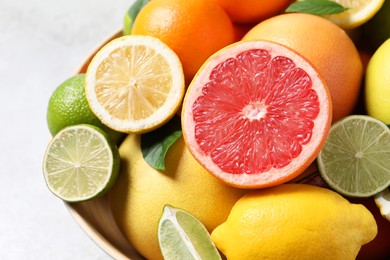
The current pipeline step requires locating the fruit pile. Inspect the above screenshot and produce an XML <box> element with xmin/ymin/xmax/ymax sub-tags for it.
<box><xmin>42</xmin><ymin>0</ymin><xmax>390</xmax><ymax>259</ymax></box>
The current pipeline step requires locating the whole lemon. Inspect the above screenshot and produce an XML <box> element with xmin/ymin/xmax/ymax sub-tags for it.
<box><xmin>108</xmin><ymin>134</ymin><xmax>246</xmax><ymax>260</ymax></box>
<box><xmin>365</xmin><ymin>38</ymin><xmax>390</xmax><ymax>124</ymax></box>
<box><xmin>211</xmin><ymin>184</ymin><xmax>377</xmax><ymax>260</ymax></box>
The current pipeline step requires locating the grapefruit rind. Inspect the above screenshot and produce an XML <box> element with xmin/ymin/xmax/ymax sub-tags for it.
<box><xmin>182</xmin><ymin>40</ymin><xmax>332</xmax><ymax>188</ymax></box>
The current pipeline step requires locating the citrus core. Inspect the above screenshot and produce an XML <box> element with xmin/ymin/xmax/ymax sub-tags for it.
<box><xmin>243</xmin><ymin>13</ymin><xmax>363</xmax><ymax>122</ymax></box>
<box><xmin>182</xmin><ymin>40</ymin><xmax>332</xmax><ymax>189</ymax></box>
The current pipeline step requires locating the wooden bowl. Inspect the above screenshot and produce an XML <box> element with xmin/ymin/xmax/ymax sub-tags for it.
<box><xmin>65</xmin><ymin>30</ymin><xmax>143</xmax><ymax>260</ymax></box>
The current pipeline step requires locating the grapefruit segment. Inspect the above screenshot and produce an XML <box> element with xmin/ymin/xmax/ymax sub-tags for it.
<box><xmin>182</xmin><ymin>41</ymin><xmax>332</xmax><ymax>188</ymax></box>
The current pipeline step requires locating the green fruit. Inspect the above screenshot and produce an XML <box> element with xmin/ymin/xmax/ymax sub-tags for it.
<box><xmin>42</xmin><ymin>124</ymin><xmax>120</xmax><ymax>202</ymax></box>
<box><xmin>123</xmin><ymin>0</ymin><xmax>150</xmax><ymax>35</ymax></box>
<box><xmin>47</xmin><ymin>74</ymin><xmax>125</xmax><ymax>144</ymax></box>
<box><xmin>318</xmin><ymin>115</ymin><xmax>390</xmax><ymax>197</ymax></box>
<box><xmin>158</xmin><ymin>205</ymin><xmax>221</xmax><ymax>260</ymax></box>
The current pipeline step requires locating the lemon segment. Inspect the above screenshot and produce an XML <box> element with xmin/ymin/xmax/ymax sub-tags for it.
<box><xmin>85</xmin><ymin>35</ymin><xmax>185</xmax><ymax>133</ymax></box>
<box><xmin>322</xmin><ymin>0</ymin><xmax>384</xmax><ymax>29</ymax></box>
<box><xmin>375</xmin><ymin>187</ymin><xmax>390</xmax><ymax>222</ymax></box>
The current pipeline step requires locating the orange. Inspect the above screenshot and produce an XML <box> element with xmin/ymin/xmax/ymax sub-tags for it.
<box><xmin>213</xmin><ymin>0</ymin><xmax>294</xmax><ymax>24</ymax></box>
<box><xmin>131</xmin><ymin>0</ymin><xmax>235</xmax><ymax>84</ymax></box>
<box><xmin>243</xmin><ymin>13</ymin><xmax>363</xmax><ymax>122</ymax></box>
<box><xmin>181</xmin><ymin>40</ymin><xmax>332</xmax><ymax>189</ymax></box>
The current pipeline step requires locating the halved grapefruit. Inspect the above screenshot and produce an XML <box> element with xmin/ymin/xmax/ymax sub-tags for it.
<box><xmin>181</xmin><ymin>40</ymin><xmax>332</xmax><ymax>189</ymax></box>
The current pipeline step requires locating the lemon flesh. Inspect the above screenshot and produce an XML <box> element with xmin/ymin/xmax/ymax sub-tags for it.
<box><xmin>375</xmin><ymin>187</ymin><xmax>390</xmax><ymax>222</ymax></box>
<box><xmin>211</xmin><ymin>184</ymin><xmax>377</xmax><ymax>260</ymax></box>
<box><xmin>85</xmin><ymin>35</ymin><xmax>185</xmax><ymax>133</ymax></box>
<box><xmin>322</xmin><ymin>0</ymin><xmax>384</xmax><ymax>29</ymax></box>
<box><xmin>43</xmin><ymin>124</ymin><xmax>120</xmax><ymax>202</ymax></box>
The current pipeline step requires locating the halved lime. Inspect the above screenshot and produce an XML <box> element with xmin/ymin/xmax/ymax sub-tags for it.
<box><xmin>43</xmin><ymin>124</ymin><xmax>120</xmax><ymax>202</ymax></box>
<box><xmin>318</xmin><ymin>115</ymin><xmax>390</xmax><ymax>197</ymax></box>
<box><xmin>158</xmin><ymin>205</ymin><xmax>221</xmax><ymax>260</ymax></box>
<box><xmin>375</xmin><ymin>187</ymin><xmax>390</xmax><ymax>222</ymax></box>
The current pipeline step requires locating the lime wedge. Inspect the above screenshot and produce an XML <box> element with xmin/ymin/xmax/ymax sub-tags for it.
<box><xmin>318</xmin><ymin>115</ymin><xmax>390</xmax><ymax>197</ymax></box>
<box><xmin>158</xmin><ymin>205</ymin><xmax>221</xmax><ymax>260</ymax></box>
<box><xmin>375</xmin><ymin>187</ymin><xmax>390</xmax><ymax>222</ymax></box>
<box><xmin>43</xmin><ymin>124</ymin><xmax>120</xmax><ymax>202</ymax></box>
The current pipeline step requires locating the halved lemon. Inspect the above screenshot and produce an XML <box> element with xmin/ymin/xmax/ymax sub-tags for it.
<box><xmin>85</xmin><ymin>35</ymin><xmax>185</xmax><ymax>133</ymax></box>
<box><xmin>322</xmin><ymin>0</ymin><xmax>384</xmax><ymax>29</ymax></box>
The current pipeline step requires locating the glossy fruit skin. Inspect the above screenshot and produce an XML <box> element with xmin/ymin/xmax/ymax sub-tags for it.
<box><xmin>213</xmin><ymin>0</ymin><xmax>294</xmax><ymax>24</ymax></box>
<box><xmin>243</xmin><ymin>13</ymin><xmax>363</xmax><ymax>122</ymax></box>
<box><xmin>108</xmin><ymin>135</ymin><xmax>246</xmax><ymax>260</ymax></box>
<box><xmin>46</xmin><ymin>74</ymin><xmax>124</xmax><ymax>144</ymax></box>
<box><xmin>349</xmin><ymin>197</ymin><xmax>390</xmax><ymax>259</ymax></box>
<box><xmin>131</xmin><ymin>0</ymin><xmax>235</xmax><ymax>84</ymax></box>
<box><xmin>211</xmin><ymin>184</ymin><xmax>377</xmax><ymax>260</ymax></box>
<box><xmin>365</xmin><ymin>39</ymin><xmax>390</xmax><ymax>124</ymax></box>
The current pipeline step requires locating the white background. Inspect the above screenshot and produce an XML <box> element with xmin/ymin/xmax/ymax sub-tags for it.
<box><xmin>0</xmin><ymin>0</ymin><xmax>133</xmax><ymax>259</ymax></box>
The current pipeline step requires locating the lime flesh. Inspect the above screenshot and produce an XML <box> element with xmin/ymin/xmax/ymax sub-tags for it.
<box><xmin>318</xmin><ymin>115</ymin><xmax>390</xmax><ymax>197</ymax></box>
<box><xmin>158</xmin><ymin>205</ymin><xmax>221</xmax><ymax>260</ymax></box>
<box><xmin>43</xmin><ymin>124</ymin><xmax>120</xmax><ymax>202</ymax></box>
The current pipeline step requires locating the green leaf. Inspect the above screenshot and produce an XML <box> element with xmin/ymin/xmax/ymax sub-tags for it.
<box><xmin>285</xmin><ymin>0</ymin><xmax>349</xmax><ymax>15</ymax></box>
<box><xmin>141</xmin><ymin>116</ymin><xmax>182</xmax><ymax>171</ymax></box>
<box><xmin>123</xmin><ymin>0</ymin><xmax>150</xmax><ymax>35</ymax></box>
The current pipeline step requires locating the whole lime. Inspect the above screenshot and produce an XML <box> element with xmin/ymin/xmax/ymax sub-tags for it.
<box><xmin>47</xmin><ymin>74</ymin><xmax>125</xmax><ymax>144</ymax></box>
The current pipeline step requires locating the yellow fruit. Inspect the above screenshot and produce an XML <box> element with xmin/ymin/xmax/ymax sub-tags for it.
<box><xmin>243</xmin><ymin>13</ymin><xmax>363</xmax><ymax>122</ymax></box>
<box><xmin>108</xmin><ymin>134</ymin><xmax>246</xmax><ymax>260</ymax></box>
<box><xmin>321</xmin><ymin>0</ymin><xmax>384</xmax><ymax>29</ymax></box>
<box><xmin>365</xmin><ymin>38</ymin><xmax>390</xmax><ymax>123</ymax></box>
<box><xmin>85</xmin><ymin>35</ymin><xmax>185</xmax><ymax>134</ymax></box>
<box><xmin>211</xmin><ymin>184</ymin><xmax>377</xmax><ymax>260</ymax></box>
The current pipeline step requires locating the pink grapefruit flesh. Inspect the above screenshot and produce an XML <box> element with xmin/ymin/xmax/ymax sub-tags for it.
<box><xmin>182</xmin><ymin>40</ymin><xmax>332</xmax><ymax>189</ymax></box>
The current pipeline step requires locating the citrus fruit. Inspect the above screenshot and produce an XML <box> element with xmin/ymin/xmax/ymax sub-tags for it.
<box><xmin>318</xmin><ymin>115</ymin><xmax>390</xmax><ymax>197</ymax></box>
<box><xmin>85</xmin><ymin>35</ymin><xmax>185</xmax><ymax>134</ymax></box>
<box><xmin>131</xmin><ymin>0</ymin><xmax>235</xmax><ymax>83</ymax></box>
<box><xmin>365</xmin><ymin>38</ymin><xmax>390</xmax><ymax>124</ymax></box>
<box><xmin>181</xmin><ymin>40</ymin><xmax>332</xmax><ymax>189</ymax></box>
<box><xmin>213</xmin><ymin>0</ymin><xmax>293</xmax><ymax>24</ymax></box>
<box><xmin>123</xmin><ymin>0</ymin><xmax>149</xmax><ymax>35</ymax></box>
<box><xmin>375</xmin><ymin>187</ymin><xmax>390</xmax><ymax>222</ymax></box>
<box><xmin>361</xmin><ymin>0</ymin><xmax>390</xmax><ymax>51</ymax></box>
<box><xmin>46</xmin><ymin>74</ymin><xmax>124</xmax><ymax>144</ymax></box>
<box><xmin>211</xmin><ymin>183</ymin><xmax>377</xmax><ymax>260</ymax></box>
<box><xmin>243</xmin><ymin>13</ymin><xmax>363</xmax><ymax>122</ymax></box>
<box><xmin>348</xmin><ymin>196</ymin><xmax>390</xmax><ymax>259</ymax></box>
<box><xmin>321</xmin><ymin>0</ymin><xmax>384</xmax><ymax>29</ymax></box>
<box><xmin>108</xmin><ymin>134</ymin><xmax>246</xmax><ymax>260</ymax></box>
<box><xmin>42</xmin><ymin>124</ymin><xmax>120</xmax><ymax>202</ymax></box>
<box><xmin>158</xmin><ymin>205</ymin><xmax>221</xmax><ymax>260</ymax></box>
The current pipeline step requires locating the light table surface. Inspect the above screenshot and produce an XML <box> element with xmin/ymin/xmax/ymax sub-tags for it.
<box><xmin>0</xmin><ymin>0</ymin><xmax>133</xmax><ymax>259</ymax></box>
